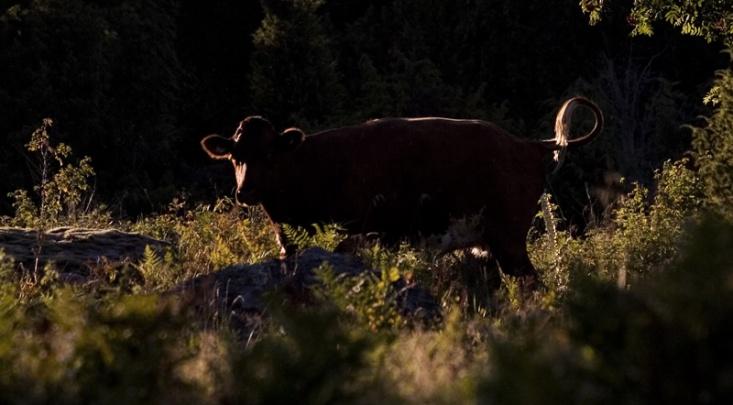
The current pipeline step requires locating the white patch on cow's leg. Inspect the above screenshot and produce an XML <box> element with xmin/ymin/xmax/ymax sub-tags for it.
<box><xmin>436</xmin><ymin>213</ymin><xmax>484</xmax><ymax>253</ymax></box>
<box><xmin>273</xmin><ymin>223</ymin><xmax>289</xmax><ymax>262</ymax></box>
<box><xmin>428</xmin><ymin>213</ymin><xmax>487</xmax><ymax>265</ymax></box>
<box><xmin>279</xmin><ymin>245</ymin><xmax>287</xmax><ymax>260</ymax></box>
<box><xmin>235</xmin><ymin>163</ymin><xmax>247</xmax><ymax>189</ymax></box>
<box><xmin>470</xmin><ymin>247</ymin><xmax>490</xmax><ymax>258</ymax></box>
<box><xmin>271</xmin><ymin>225</ymin><xmax>287</xmax><ymax>274</ymax></box>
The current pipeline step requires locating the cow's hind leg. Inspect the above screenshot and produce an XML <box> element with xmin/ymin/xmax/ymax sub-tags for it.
<box><xmin>486</xmin><ymin>234</ymin><xmax>539</xmax><ymax>290</ymax></box>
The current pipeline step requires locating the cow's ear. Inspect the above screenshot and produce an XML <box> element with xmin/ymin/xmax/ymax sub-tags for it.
<box><xmin>275</xmin><ymin>128</ymin><xmax>305</xmax><ymax>152</ymax></box>
<box><xmin>201</xmin><ymin>134</ymin><xmax>233</xmax><ymax>160</ymax></box>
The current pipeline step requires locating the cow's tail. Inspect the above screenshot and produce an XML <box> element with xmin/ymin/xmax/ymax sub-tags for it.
<box><xmin>541</xmin><ymin>96</ymin><xmax>603</xmax><ymax>171</ymax></box>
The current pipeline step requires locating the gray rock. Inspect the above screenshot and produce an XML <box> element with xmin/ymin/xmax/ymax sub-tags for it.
<box><xmin>0</xmin><ymin>227</ymin><xmax>169</xmax><ymax>274</ymax></box>
<box><xmin>175</xmin><ymin>247</ymin><xmax>440</xmax><ymax>322</ymax></box>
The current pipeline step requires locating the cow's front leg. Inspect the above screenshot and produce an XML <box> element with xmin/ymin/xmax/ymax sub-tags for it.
<box><xmin>273</xmin><ymin>223</ymin><xmax>297</xmax><ymax>259</ymax></box>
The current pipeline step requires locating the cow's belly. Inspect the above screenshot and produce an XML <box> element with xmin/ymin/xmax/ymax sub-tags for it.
<box><xmin>264</xmin><ymin>156</ymin><xmax>545</xmax><ymax>242</ymax></box>
<box><xmin>321</xmin><ymin>187</ymin><xmax>487</xmax><ymax>238</ymax></box>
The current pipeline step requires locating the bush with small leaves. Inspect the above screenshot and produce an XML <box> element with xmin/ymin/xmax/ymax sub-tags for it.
<box><xmin>5</xmin><ymin>118</ymin><xmax>101</xmax><ymax>228</ymax></box>
<box><xmin>530</xmin><ymin>158</ymin><xmax>701</xmax><ymax>291</ymax></box>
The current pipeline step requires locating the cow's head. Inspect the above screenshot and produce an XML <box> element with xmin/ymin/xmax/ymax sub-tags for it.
<box><xmin>201</xmin><ymin>116</ymin><xmax>305</xmax><ymax>205</ymax></box>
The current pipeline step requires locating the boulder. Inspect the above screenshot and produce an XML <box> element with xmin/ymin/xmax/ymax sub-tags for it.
<box><xmin>0</xmin><ymin>227</ymin><xmax>169</xmax><ymax>272</ymax></box>
<box><xmin>174</xmin><ymin>247</ymin><xmax>440</xmax><ymax>325</ymax></box>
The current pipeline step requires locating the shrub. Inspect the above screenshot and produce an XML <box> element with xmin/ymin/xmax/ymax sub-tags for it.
<box><xmin>314</xmin><ymin>261</ymin><xmax>404</xmax><ymax>332</ymax></box>
<box><xmin>477</xmin><ymin>217</ymin><xmax>733</xmax><ymax>404</ymax></box>
<box><xmin>0</xmin><ymin>288</ymin><xmax>202</xmax><ymax>404</ymax></box>
<box><xmin>132</xmin><ymin>198</ymin><xmax>278</xmax><ymax>283</ymax></box>
<box><xmin>227</xmin><ymin>305</ymin><xmax>378</xmax><ymax>404</ymax></box>
<box><xmin>692</xmin><ymin>66</ymin><xmax>733</xmax><ymax>221</ymax></box>
<box><xmin>530</xmin><ymin>158</ymin><xmax>701</xmax><ymax>290</ymax></box>
<box><xmin>4</xmin><ymin>118</ymin><xmax>107</xmax><ymax>228</ymax></box>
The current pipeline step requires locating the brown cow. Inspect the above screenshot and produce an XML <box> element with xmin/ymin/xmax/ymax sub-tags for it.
<box><xmin>201</xmin><ymin>97</ymin><xmax>602</xmax><ymax>284</ymax></box>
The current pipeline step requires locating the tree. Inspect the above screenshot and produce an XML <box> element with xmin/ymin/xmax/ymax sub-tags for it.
<box><xmin>249</xmin><ymin>0</ymin><xmax>345</xmax><ymax>129</ymax></box>
<box><xmin>579</xmin><ymin>1</ymin><xmax>733</xmax><ymax>220</ymax></box>
<box><xmin>692</xmin><ymin>64</ymin><xmax>733</xmax><ymax>220</ymax></box>
<box><xmin>581</xmin><ymin>0</ymin><xmax>733</xmax><ymax>47</ymax></box>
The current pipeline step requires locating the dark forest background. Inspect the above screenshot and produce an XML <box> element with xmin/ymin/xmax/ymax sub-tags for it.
<box><xmin>0</xmin><ymin>0</ymin><xmax>727</xmax><ymax>220</ymax></box>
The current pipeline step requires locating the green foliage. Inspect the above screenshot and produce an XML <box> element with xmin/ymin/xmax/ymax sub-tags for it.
<box><xmin>611</xmin><ymin>158</ymin><xmax>702</xmax><ymax>275</ymax></box>
<box><xmin>692</xmin><ymin>66</ymin><xmax>733</xmax><ymax>220</ymax></box>
<box><xmin>136</xmin><ymin>245</ymin><xmax>180</xmax><ymax>291</ymax></box>
<box><xmin>6</xmin><ymin>190</ymin><xmax>36</xmax><ymax>228</ymax></box>
<box><xmin>314</xmin><ymin>262</ymin><xmax>404</xmax><ymax>331</ymax></box>
<box><xmin>0</xmin><ymin>289</ymin><xmax>201</xmax><ymax>404</ymax></box>
<box><xmin>478</xmin><ymin>217</ymin><xmax>733</xmax><ymax>404</ymax></box>
<box><xmin>133</xmin><ymin>198</ymin><xmax>278</xmax><ymax>282</ymax></box>
<box><xmin>360</xmin><ymin>242</ymin><xmax>426</xmax><ymax>284</ymax></box>
<box><xmin>5</xmin><ymin>118</ymin><xmax>98</xmax><ymax>228</ymax></box>
<box><xmin>1</xmin><ymin>210</ymin><xmax>731</xmax><ymax>403</ymax></box>
<box><xmin>531</xmin><ymin>158</ymin><xmax>701</xmax><ymax>289</ymax></box>
<box><xmin>227</xmin><ymin>305</ymin><xmax>378</xmax><ymax>404</ymax></box>
<box><xmin>282</xmin><ymin>223</ymin><xmax>346</xmax><ymax>251</ymax></box>
<box><xmin>369</xmin><ymin>308</ymin><xmax>479</xmax><ymax>403</ymax></box>
<box><xmin>0</xmin><ymin>250</ymin><xmax>16</xmax><ymax>302</ymax></box>
<box><xmin>250</xmin><ymin>0</ymin><xmax>345</xmax><ymax>128</ymax></box>
<box><xmin>350</xmin><ymin>49</ymin><xmax>486</xmax><ymax>120</ymax></box>
<box><xmin>581</xmin><ymin>0</ymin><xmax>733</xmax><ymax>46</ymax></box>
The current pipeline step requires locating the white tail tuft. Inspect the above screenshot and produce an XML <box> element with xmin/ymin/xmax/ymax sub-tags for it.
<box><xmin>553</xmin><ymin>98</ymin><xmax>577</xmax><ymax>163</ymax></box>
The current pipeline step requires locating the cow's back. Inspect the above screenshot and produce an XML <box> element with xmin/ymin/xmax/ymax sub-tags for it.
<box><xmin>266</xmin><ymin>117</ymin><xmax>548</xmax><ymax>237</ymax></box>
